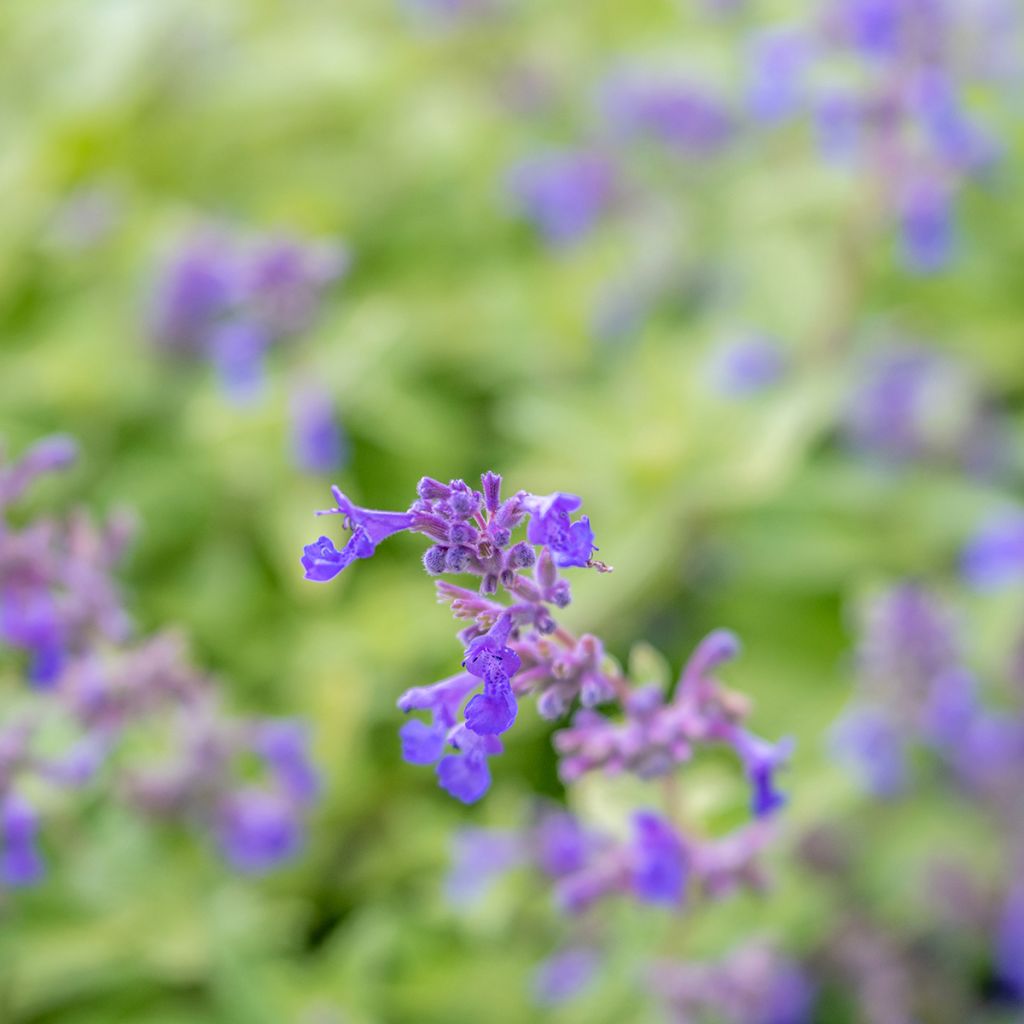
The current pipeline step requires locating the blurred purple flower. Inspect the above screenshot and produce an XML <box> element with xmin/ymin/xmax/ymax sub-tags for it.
<box><xmin>507</xmin><ymin>151</ymin><xmax>616</xmax><ymax>246</ymax></box>
<box><xmin>961</xmin><ymin>514</ymin><xmax>1024</xmax><ymax>589</ymax></box>
<box><xmin>533</xmin><ymin>947</ymin><xmax>601</xmax><ymax>1006</ymax></box>
<box><xmin>215</xmin><ymin>788</ymin><xmax>303</xmax><ymax>873</ymax></box>
<box><xmin>630</xmin><ymin>811</ymin><xmax>687</xmax><ymax>906</ymax></box>
<box><xmin>707</xmin><ymin>335</ymin><xmax>788</xmax><ymax>396</ymax></box>
<box><xmin>899</xmin><ymin>179</ymin><xmax>954</xmax><ymax>275</ymax></box>
<box><xmin>0</xmin><ymin>793</ymin><xmax>44</xmax><ymax>886</ymax></box>
<box><xmin>290</xmin><ymin>383</ymin><xmax>347</xmax><ymax>475</ymax></box>
<box><xmin>746</xmin><ymin>27</ymin><xmax>813</xmax><ymax>122</ymax></box>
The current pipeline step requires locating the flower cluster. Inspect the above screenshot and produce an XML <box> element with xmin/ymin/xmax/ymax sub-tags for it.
<box><xmin>147</xmin><ymin>226</ymin><xmax>350</xmax><ymax>472</ymax></box>
<box><xmin>829</xmin><ymin>579</ymin><xmax>1024</xmax><ymax>1006</ymax></box>
<box><xmin>0</xmin><ymin>437</ymin><xmax>320</xmax><ymax>886</ymax></box>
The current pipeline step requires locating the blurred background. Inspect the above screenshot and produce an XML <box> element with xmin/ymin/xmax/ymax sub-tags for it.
<box><xmin>2</xmin><ymin>0</ymin><xmax>1024</xmax><ymax>1021</ymax></box>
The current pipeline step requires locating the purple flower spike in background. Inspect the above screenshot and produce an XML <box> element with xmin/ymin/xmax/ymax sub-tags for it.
<box><xmin>746</xmin><ymin>27</ymin><xmax>812</xmax><ymax>122</ymax></box>
<box><xmin>899</xmin><ymin>179</ymin><xmax>954</xmax><ymax>275</ymax></box>
<box><xmin>215</xmin><ymin>789</ymin><xmax>303</xmax><ymax>874</ymax></box>
<box><xmin>533</xmin><ymin>947</ymin><xmax>601</xmax><ymax>1006</ymax></box>
<box><xmin>1</xmin><ymin>793</ymin><xmax>44</xmax><ymax>886</ymax></box>
<box><xmin>290</xmin><ymin>381</ymin><xmax>347</xmax><ymax>474</ymax></box>
<box><xmin>960</xmin><ymin>514</ymin><xmax>1024</xmax><ymax>589</ymax></box>
<box><xmin>631</xmin><ymin>811</ymin><xmax>687</xmax><ymax>906</ymax></box>
<box><xmin>707</xmin><ymin>334</ymin><xmax>788</xmax><ymax>397</ymax></box>
<box><xmin>507</xmin><ymin>151</ymin><xmax>616</xmax><ymax>247</ymax></box>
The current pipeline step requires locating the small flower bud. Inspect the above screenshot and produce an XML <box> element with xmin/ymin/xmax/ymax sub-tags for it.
<box><xmin>417</xmin><ymin>477</ymin><xmax>451</xmax><ymax>501</ymax></box>
<box><xmin>481</xmin><ymin>573</ymin><xmax>499</xmax><ymax>595</ymax></box>
<box><xmin>537</xmin><ymin>686</ymin><xmax>572</xmax><ymax>720</ymax></box>
<box><xmin>507</xmin><ymin>541</ymin><xmax>536</xmax><ymax>569</ymax></box>
<box><xmin>495</xmin><ymin>496</ymin><xmax>525</xmax><ymax>529</ymax></box>
<box><xmin>499</xmin><ymin>568</ymin><xmax>516</xmax><ymax>589</ymax></box>
<box><xmin>446</xmin><ymin>546</ymin><xmax>474</xmax><ymax>573</ymax></box>
<box><xmin>548</xmin><ymin>579</ymin><xmax>572</xmax><ymax>608</ymax></box>
<box><xmin>449</xmin><ymin>490</ymin><xmax>481</xmax><ymax>520</ymax></box>
<box><xmin>481</xmin><ymin>471</ymin><xmax>502</xmax><ymax>513</ymax></box>
<box><xmin>536</xmin><ymin>609</ymin><xmax>556</xmax><ymax>634</ymax></box>
<box><xmin>580</xmin><ymin>673</ymin><xmax>614</xmax><ymax>707</ymax></box>
<box><xmin>448</xmin><ymin>522</ymin><xmax>478</xmax><ymax>546</ymax></box>
<box><xmin>423</xmin><ymin>545</ymin><xmax>448</xmax><ymax>575</ymax></box>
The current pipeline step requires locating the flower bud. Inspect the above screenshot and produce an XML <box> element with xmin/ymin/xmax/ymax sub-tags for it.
<box><xmin>423</xmin><ymin>545</ymin><xmax>449</xmax><ymax>575</ymax></box>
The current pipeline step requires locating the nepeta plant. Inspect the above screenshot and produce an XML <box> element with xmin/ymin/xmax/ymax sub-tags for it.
<box><xmin>0</xmin><ymin>437</ymin><xmax>319</xmax><ymax>885</ymax></box>
<box><xmin>303</xmin><ymin>474</ymin><xmax>795</xmax><ymax>1005</ymax></box>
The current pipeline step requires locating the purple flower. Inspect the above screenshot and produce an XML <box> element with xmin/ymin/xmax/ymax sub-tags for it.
<box><xmin>996</xmin><ymin>885</ymin><xmax>1024</xmax><ymax>999</ymax></box>
<box><xmin>0</xmin><ymin>589</ymin><xmax>66</xmax><ymax>687</ymax></box>
<box><xmin>746</xmin><ymin>28</ymin><xmax>812</xmax><ymax>122</ymax></box>
<box><xmin>463</xmin><ymin>615</ymin><xmax>521</xmax><ymax>735</ymax></box>
<box><xmin>899</xmin><ymin>180</ymin><xmax>954</xmax><ymax>275</ymax></box>
<box><xmin>507</xmin><ymin>151</ymin><xmax>616</xmax><ymax>246</ymax></box>
<box><xmin>0</xmin><ymin>793</ymin><xmax>44</xmax><ymax>886</ymax></box>
<box><xmin>290</xmin><ymin>383</ymin><xmax>347</xmax><ymax>474</ymax></box>
<box><xmin>533</xmin><ymin>947</ymin><xmax>600</xmax><ymax>1006</ymax></box>
<box><xmin>814</xmin><ymin>92</ymin><xmax>862</xmax><ymax>163</ymax></box>
<box><xmin>208</xmin><ymin>320</ymin><xmax>271</xmax><ymax>404</ymax></box>
<box><xmin>524</xmin><ymin>492</ymin><xmax>596</xmax><ymax>568</ymax></box>
<box><xmin>148</xmin><ymin>231</ymin><xmax>237</xmax><ymax>352</ymax></box>
<box><xmin>830</xmin><ymin>706</ymin><xmax>907</xmax><ymax>797</ymax></box>
<box><xmin>630</xmin><ymin>811</ymin><xmax>687</xmax><ymax>906</ymax></box>
<box><xmin>960</xmin><ymin>514</ymin><xmax>1024</xmax><ymax>589</ymax></box>
<box><xmin>436</xmin><ymin>727</ymin><xmax>502</xmax><ymax>803</ymax></box>
<box><xmin>252</xmin><ymin>720</ymin><xmax>319</xmax><ymax>803</ymax></box>
<box><xmin>707</xmin><ymin>335</ymin><xmax>788</xmax><ymax>396</ymax></box>
<box><xmin>214</xmin><ymin>788</ymin><xmax>303</xmax><ymax>873</ymax></box>
<box><xmin>601</xmin><ymin>72</ymin><xmax>734</xmax><ymax>156</ymax></box>
<box><xmin>302</xmin><ymin>487</ymin><xmax>416</xmax><ymax>581</ymax></box>
<box><xmin>732</xmin><ymin>730</ymin><xmax>793</xmax><ymax>818</ymax></box>
<box><xmin>446</xmin><ymin>827</ymin><xmax>525</xmax><ymax>904</ymax></box>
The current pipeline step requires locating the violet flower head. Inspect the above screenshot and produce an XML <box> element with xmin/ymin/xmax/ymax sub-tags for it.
<box><xmin>1</xmin><ymin>792</ymin><xmax>44</xmax><ymax>887</ymax></box>
<box><xmin>524</xmin><ymin>492</ymin><xmax>596</xmax><ymax>569</ymax></box>
<box><xmin>507</xmin><ymin>151</ymin><xmax>616</xmax><ymax>247</ymax></box>
<box><xmin>462</xmin><ymin>614</ymin><xmax>521</xmax><ymax>735</ymax></box>
<box><xmin>302</xmin><ymin>486</ymin><xmax>415</xmax><ymax>581</ymax></box>
<box><xmin>830</xmin><ymin>705</ymin><xmax>908</xmax><ymax>797</ymax></box>
<box><xmin>899</xmin><ymin>179</ymin><xmax>955</xmax><ymax>275</ymax></box>
<box><xmin>208</xmin><ymin>319</ymin><xmax>270</xmax><ymax>404</ymax></box>
<box><xmin>252</xmin><ymin>720</ymin><xmax>320</xmax><ymax>803</ymax></box>
<box><xmin>446</xmin><ymin>827</ymin><xmax>525</xmax><ymax>904</ymax></box>
<box><xmin>733</xmin><ymin>730</ymin><xmax>794</xmax><ymax>818</ymax></box>
<box><xmin>289</xmin><ymin>382</ymin><xmax>348</xmax><ymax>475</ymax></box>
<box><xmin>436</xmin><ymin>726</ymin><xmax>503</xmax><ymax>804</ymax></box>
<box><xmin>630</xmin><ymin>811</ymin><xmax>687</xmax><ymax>906</ymax></box>
<box><xmin>960</xmin><ymin>513</ymin><xmax>1024</xmax><ymax>589</ymax></box>
<box><xmin>600</xmin><ymin>71</ymin><xmax>735</xmax><ymax>156</ymax></box>
<box><xmin>214</xmin><ymin>788</ymin><xmax>303</xmax><ymax>873</ymax></box>
<box><xmin>706</xmin><ymin>335</ymin><xmax>788</xmax><ymax>397</ymax></box>
<box><xmin>746</xmin><ymin>27</ymin><xmax>813</xmax><ymax>123</ymax></box>
<box><xmin>533</xmin><ymin>947</ymin><xmax>601</xmax><ymax>1006</ymax></box>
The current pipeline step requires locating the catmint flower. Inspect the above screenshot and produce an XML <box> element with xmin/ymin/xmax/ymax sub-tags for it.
<box><xmin>462</xmin><ymin>614</ymin><xmax>521</xmax><ymax>735</ymax></box>
<box><xmin>436</xmin><ymin>726</ymin><xmax>503</xmax><ymax>804</ymax></box>
<box><xmin>507</xmin><ymin>151</ymin><xmax>617</xmax><ymax>247</ymax></box>
<box><xmin>960</xmin><ymin>513</ymin><xmax>1024</xmax><ymax>589</ymax></box>
<box><xmin>446</xmin><ymin>827</ymin><xmax>525</xmax><ymax>904</ymax></box>
<box><xmin>830</xmin><ymin>705</ymin><xmax>908</xmax><ymax>797</ymax></box>
<box><xmin>290</xmin><ymin>382</ymin><xmax>347</xmax><ymax>474</ymax></box>
<box><xmin>0</xmin><ymin>793</ymin><xmax>44</xmax><ymax>886</ymax></box>
<box><xmin>208</xmin><ymin>320</ymin><xmax>270</xmax><ymax>404</ymax></box>
<box><xmin>706</xmin><ymin>334</ymin><xmax>788</xmax><ymax>396</ymax></box>
<box><xmin>898</xmin><ymin>179</ymin><xmax>954</xmax><ymax>275</ymax></box>
<box><xmin>630</xmin><ymin>811</ymin><xmax>687</xmax><ymax>906</ymax></box>
<box><xmin>533</xmin><ymin>947</ymin><xmax>601</xmax><ymax>1006</ymax></box>
<box><xmin>214</xmin><ymin>788</ymin><xmax>303</xmax><ymax>873</ymax></box>
<box><xmin>600</xmin><ymin>71</ymin><xmax>735</xmax><ymax>156</ymax></box>
<box><xmin>523</xmin><ymin>492</ymin><xmax>596</xmax><ymax>568</ymax></box>
<box><xmin>252</xmin><ymin>720</ymin><xmax>319</xmax><ymax>803</ymax></box>
<box><xmin>746</xmin><ymin>27</ymin><xmax>812</xmax><ymax>122</ymax></box>
<box><xmin>732</xmin><ymin>731</ymin><xmax>794</xmax><ymax>818</ymax></box>
<box><xmin>302</xmin><ymin>486</ymin><xmax>416</xmax><ymax>581</ymax></box>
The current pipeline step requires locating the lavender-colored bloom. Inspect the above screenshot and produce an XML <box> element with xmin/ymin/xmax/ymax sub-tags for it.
<box><xmin>463</xmin><ymin>615</ymin><xmax>521</xmax><ymax>735</ymax></box>
<box><xmin>241</xmin><ymin>236</ymin><xmax>348</xmax><ymax>338</ymax></box>
<box><xmin>252</xmin><ymin>720</ymin><xmax>319</xmax><ymax>803</ymax></box>
<box><xmin>446</xmin><ymin>828</ymin><xmax>525</xmax><ymax>904</ymax></box>
<box><xmin>960</xmin><ymin>514</ymin><xmax>1024</xmax><ymax>589</ymax></box>
<box><xmin>630</xmin><ymin>811</ymin><xmax>686</xmax><ymax>906</ymax></box>
<box><xmin>0</xmin><ymin>435</ymin><xmax>78</xmax><ymax>508</ymax></box>
<box><xmin>290</xmin><ymin>383</ymin><xmax>347</xmax><ymax>474</ymax></box>
<box><xmin>746</xmin><ymin>27</ymin><xmax>812</xmax><ymax>122</ymax></box>
<box><xmin>814</xmin><ymin>92</ymin><xmax>862</xmax><ymax>163</ymax></box>
<box><xmin>921</xmin><ymin>668</ymin><xmax>977</xmax><ymax>752</ymax></box>
<box><xmin>208</xmin><ymin>320</ymin><xmax>270</xmax><ymax>404</ymax></box>
<box><xmin>534</xmin><ymin>809</ymin><xmax>593</xmax><ymax>877</ymax></box>
<box><xmin>149</xmin><ymin>232</ymin><xmax>237</xmax><ymax>352</ymax></box>
<box><xmin>215</xmin><ymin>788</ymin><xmax>303</xmax><ymax>873</ymax></box>
<box><xmin>899</xmin><ymin>179</ymin><xmax>954</xmax><ymax>275</ymax></box>
<box><xmin>601</xmin><ymin>72</ymin><xmax>734</xmax><ymax>156</ymax></box>
<box><xmin>830</xmin><ymin>705</ymin><xmax>907</xmax><ymax>797</ymax></box>
<box><xmin>436</xmin><ymin>727</ymin><xmax>502</xmax><ymax>803</ymax></box>
<box><xmin>0</xmin><ymin>589</ymin><xmax>66</xmax><ymax>687</ymax></box>
<box><xmin>732</xmin><ymin>731</ymin><xmax>794</xmax><ymax>817</ymax></box>
<box><xmin>707</xmin><ymin>335</ymin><xmax>788</xmax><ymax>396</ymax></box>
<box><xmin>995</xmin><ymin>885</ymin><xmax>1024</xmax><ymax>999</ymax></box>
<box><xmin>399</xmin><ymin>718</ymin><xmax>447</xmax><ymax>764</ymax></box>
<box><xmin>507</xmin><ymin>151</ymin><xmax>616</xmax><ymax>246</ymax></box>
<box><xmin>302</xmin><ymin>487</ymin><xmax>415</xmax><ymax>581</ymax></box>
<box><xmin>533</xmin><ymin>947</ymin><xmax>600</xmax><ymax>1006</ymax></box>
<box><xmin>0</xmin><ymin>793</ymin><xmax>44</xmax><ymax>886</ymax></box>
<box><xmin>524</xmin><ymin>492</ymin><xmax>596</xmax><ymax>568</ymax></box>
